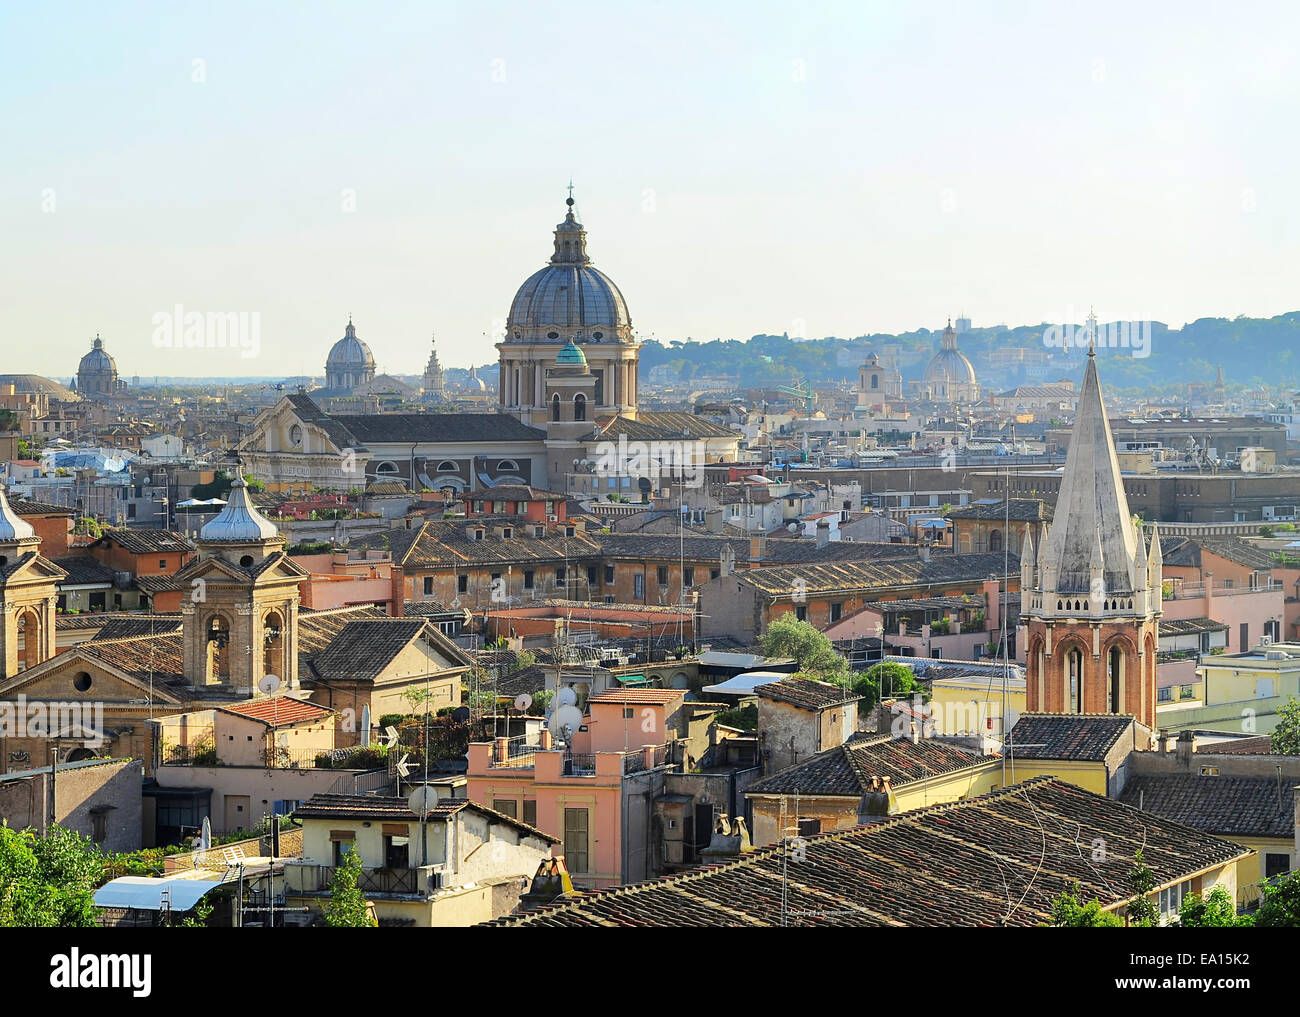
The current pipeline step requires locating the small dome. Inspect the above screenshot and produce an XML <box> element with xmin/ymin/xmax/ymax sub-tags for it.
<box><xmin>200</xmin><ymin>477</ymin><xmax>278</xmax><ymax>542</ymax></box>
<box><xmin>0</xmin><ymin>487</ymin><xmax>36</xmax><ymax>543</ymax></box>
<box><xmin>925</xmin><ymin>322</ymin><xmax>977</xmax><ymax>387</ymax></box>
<box><xmin>79</xmin><ymin>337</ymin><xmax>117</xmax><ymax>374</ymax></box>
<box><xmin>555</xmin><ymin>341</ymin><xmax>588</xmax><ymax>367</ymax></box>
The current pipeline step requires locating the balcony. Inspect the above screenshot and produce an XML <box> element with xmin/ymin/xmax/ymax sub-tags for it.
<box><xmin>290</xmin><ymin>863</ymin><xmax>434</xmax><ymax>896</ymax></box>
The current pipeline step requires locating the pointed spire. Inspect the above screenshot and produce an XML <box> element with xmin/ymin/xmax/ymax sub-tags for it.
<box><xmin>1147</xmin><ymin>521</ymin><xmax>1162</xmax><ymax>568</ymax></box>
<box><xmin>1040</xmin><ymin>350</ymin><xmax>1140</xmax><ymax>596</ymax></box>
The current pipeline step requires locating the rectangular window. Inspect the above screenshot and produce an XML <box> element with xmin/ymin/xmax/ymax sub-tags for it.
<box><xmin>796</xmin><ymin>605</ymin><xmax>807</xmax><ymax>622</ymax></box>
<box><xmin>494</xmin><ymin>501</ymin><xmax>507</xmax><ymax>514</ymax></box>
<box><xmin>657</xmin><ymin>566</ymin><xmax>669</xmax><ymax>586</ymax></box>
<box><xmin>493</xmin><ymin>799</ymin><xmax>518</xmax><ymax>819</ymax></box>
<box><xmin>1265</xmin><ymin>853</ymin><xmax>1291</xmax><ymax>878</ymax></box>
<box><xmin>830</xmin><ymin>602</ymin><xmax>842</xmax><ymax>623</ymax></box>
<box><xmin>556</xmin><ymin>566</ymin><xmax>567</xmax><ymax>584</ymax></box>
<box><xmin>383</xmin><ymin>833</ymin><xmax>410</xmax><ymax>869</ymax></box>
<box><xmin>159</xmin><ymin>558</ymin><xmax>167</xmax><ymax>569</ymax></box>
<box><xmin>634</xmin><ymin>574</ymin><xmax>645</xmax><ymax>599</ymax></box>
<box><xmin>587</xmin><ymin>565</ymin><xmax>598</xmax><ymax>586</ymax></box>
<box><xmin>797</xmin><ymin>817</ymin><xmax>821</xmax><ymax>837</ymax></box>
<box><xmin>473</xmin><ymin>501</ymin><xmax>485</xmax><ymax>514</ymax></box>
<box><xmin>331</xmin><ymin>836</ymin><xmax>356</xmax><ymax>868</ymax></box>
<box><xmin>1158</xmin><ymin>879</ymin><xmax>1193</xmax><ymax>924</ymax></box>
<box><xmin>523</xmin><ymin>800</ymin><xmax>537</xmax><ymax>828</ymax></box>
<box><xmin>604</xmin><ymin>565</ymin><xmax>615</xmax><ymax>584</ymax></box>
<box><xmin>623</xmin><ymin>707</ymin><xmax>635</xmax><ymax>719</ymax></box>
<box><xmin>523</xmin><ymin>570</ymin><xmax>535</xmax><ymax>590</ymax></box>
<box><xmin>683</xmin><ymin>567</ymin><xmax>694</xmax><ymax>588</ymax></box>
<box><xmin>711</xmin><ymin>569</ymin><xmax>720</xmax><ymax>580</ymax></box>
<box><xmin>423</xmin><ymin>577</ymin><xmax>434</xmax><ymax>596</ymax></box>
<box><xmin>457</xmin><ymin>575</ymin><xmax>468</xmax><ymax>594</ymax></box>
<box><xmin>564</xmin><ymin>808</ymin><xmax>589</xmax><ymax>874</ymax></box>
<box><xmin>1158</xmin><ymin>687</ymin><xmax>1172</xmax><ymax>702</ymax></box>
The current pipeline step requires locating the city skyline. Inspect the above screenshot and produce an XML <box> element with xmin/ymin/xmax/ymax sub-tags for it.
<box><xmin>3</xmin><ymin>1</ymin><xmax>1298</xmax><ymax>376</ymax></box>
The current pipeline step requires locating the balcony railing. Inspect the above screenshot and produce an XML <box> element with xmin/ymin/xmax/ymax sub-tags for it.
<box><xmin>309</xmin><ymin>865</ymin><xmax>423</xmax><ymax>894</ymax></box>
<box><xmin>562</xmin><ymin>754</ymin><xmax>597</xmax><ymax>776</ymax></box>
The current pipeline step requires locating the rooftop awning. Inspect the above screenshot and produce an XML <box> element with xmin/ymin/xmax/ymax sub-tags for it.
<box><xmin>94</xmin><ymin>875</ymin><xmax>223</xmax><ymax>912</ymax></box>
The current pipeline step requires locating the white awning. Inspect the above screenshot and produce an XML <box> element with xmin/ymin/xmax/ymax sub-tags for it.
<box><xmin>94</xmin><ymin>875</ymin><xmax>224</xmax><ymax>911</ymax></box>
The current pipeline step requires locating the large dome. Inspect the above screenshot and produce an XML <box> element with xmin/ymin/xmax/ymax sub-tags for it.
<box><xmin>326</xmin><ymin>319</ymin><xmax>376</xmax><ymax>371</ymax></box>
<box><xmin>505</xmin><ymin>197</ymin><xmax>632</xmax><ymax>343</ymax></box>
<box><xmin>79</xmin><ymin>337</ymin><xmax>117</xmax><ymax>375</ymax></box>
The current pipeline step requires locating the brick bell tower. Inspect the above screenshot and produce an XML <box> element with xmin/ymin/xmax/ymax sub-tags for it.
<box><xmin>1019</xmin><ymin>343</ymin><xmax>1163</xmax><ymax>729</ymax></box>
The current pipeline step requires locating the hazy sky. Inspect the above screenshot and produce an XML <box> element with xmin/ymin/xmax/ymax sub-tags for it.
<box><xmin>2</xmin><ymin>0</ymin><xmax>1296</xmax><ymax>378</ymax></box>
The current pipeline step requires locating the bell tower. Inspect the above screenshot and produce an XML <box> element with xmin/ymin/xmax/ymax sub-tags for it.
<box><xmin>1019</xmin><ymin>345</ymin><xmax>1162</xmax><ymax>729</ymax></box>
<box><xmin>0</xmin><ymin>487</ymin><xmax>63</xmax><ymax>679</ymax></box>
<box><xmin>179</xmin><ymin>477</ymin><xmax>308</xmax><ymax>695</ymax></box>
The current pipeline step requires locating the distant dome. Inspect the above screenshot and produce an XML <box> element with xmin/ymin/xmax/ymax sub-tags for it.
<box><xmin>325</xmin><ymin>319</ymin><xmax>376</xmax><ymax>392</ymax></box>
<box><xmin>925</xmin><ymin>322</ymin><xmax>977</xmax><ymax>387</ymax></box>
<box><xmin>200</xmin><ymin>477</ymin><xmax>279</xmax><ymax>542</ymax></box>
<box><xmin>0</xmin><ymin>374</ymin><xmax>78</xmax><ymax>402</ymax></box>
<box><xmin>505</xmin><ymin>197</ymin><xmax>632</xmax><ymax>343</ymax></box>
<box><xmin>465</xmin><ymin>365</ymin><xmax>486</xmax><ymax>391</ymax></box>
<box><xmin>77</xmin><ymin>335</ymin><xmax>125</xmax><ymax>399</ymax></box>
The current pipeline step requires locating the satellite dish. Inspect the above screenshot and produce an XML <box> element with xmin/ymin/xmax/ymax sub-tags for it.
<box><xmin>408</xmin><ymin>786</ymin><xmax>440</xmax><ymax>815</ymax></box>
<box><xmin>549</xmin><ymin>704</ymin><xmax>584</xmax><ymax>740</ymax></box>
<box><xmin>258</xmin><ymin>674</ymin><xmax>281</xmax><ymax>695</ymax></box>
<box><xmin>555</xmin><ymin>687</ymin><xmax>577</xmax><ymax>709</ymax></box>
<box><xmin>514</xmin><ymin>693</ymin><xmax>533</xmax><ymax>712</ymax></box>
<box><xmin>451</xmin><ymin>706</ymin><xmax>471</xmax><ymax>723</ymax></box>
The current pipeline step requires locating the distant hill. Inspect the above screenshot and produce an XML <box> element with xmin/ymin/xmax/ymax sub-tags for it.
<box><xmin>639</xmin><ymin>312</ymin><xmax>1300</xmax><ymax>392</ymax></box>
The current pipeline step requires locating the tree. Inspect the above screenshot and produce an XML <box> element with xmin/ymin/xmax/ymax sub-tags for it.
<box><xmin>759</xmin><ymin>615</ymin><xmax>848</xmax><ymax>684</ymax></box>
<box><xmin>0</xmin><ymin>824</ymin><xmax>100</xmax><ymax>927</ymax></box>
<box><xmin>860</xmin><ymin>662</ymin><xmax>919</xmax><ymax>705</ymax></box>
<box><xmin>1178</xmin><ymin>885</ymin><xmax>1248</xmax><ymax>927</ymax></box>
<box><xmin>1255</xmin><ymin>869</ymin><xmax>1300</xmax><ymax>927</ymax></box>
<box><xmin>1125</xmin><ymin>850</ymin><xmax>1159</xmax><ymax>927</ymax></box>
<box><xmin>324</xmin><ymin>847</ymin><xmax>376</xmax><ymax>927</ymax></box>
<box><xmin>1270</xmin><ymin>696</ymin><xmax>1300</xmax><ymax>755</ymax></box>
<box><xmin>1045</xmin><ymin>884</ymin><xmax>1123</xmax><ymax>927</ymax></box>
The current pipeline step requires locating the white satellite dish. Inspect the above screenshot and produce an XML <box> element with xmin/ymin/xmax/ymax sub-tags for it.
<box><xmin>555</xmin><ymin>687</ymin><xmax>578</xmax><ymax>709</ymax></box>
<box><xmin>408</xmin><ymin>786</ymin><xmax>439</xmax><ymax>815</ymax></box>
<box><xmin>548</xmin><ymin>704</ymin><xmax>584</xmax><ymax>740</ymax></box>
<box><xmin>258</xmin><ymin>674</ymin><xmax>281</xmax><ymax>695</ymax></box>
<box><xmin>514</xmin><ymin>693</ymin><xmax>533</xmax><ymax>712</ymax></box>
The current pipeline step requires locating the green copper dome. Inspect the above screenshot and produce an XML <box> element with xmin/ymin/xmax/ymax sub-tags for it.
<box><xmin>555</xmin><ymin>341</ymin><xmax>588</xmax><ymax>367</ymax></box>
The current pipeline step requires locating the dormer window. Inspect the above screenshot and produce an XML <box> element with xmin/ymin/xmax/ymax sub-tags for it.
<box><xmin>502</xmin><ymin>527</ymin><xmax>513</xmax><ymax>539</ymax></box>
<box><xmin>474</xmin><ymin>528</ymin><xmax>485</xmax><ymax>541</ymax></box>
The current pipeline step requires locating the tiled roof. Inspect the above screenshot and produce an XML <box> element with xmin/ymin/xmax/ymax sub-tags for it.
<box><xmin>1162</xmin><ymin>536</ymin><xmax>1277</xmax><ymax>573</ymax></box>
<box><xmin>486</xmin><ymin>778</ymin><xmax>1248</xmax><ymax>926</ymax></box>
<box><xmin>91</xmin><ymin>616</ymin><xmax>183</xmax><ymax>640</ymax></box>
<box><xmin>731</xmin><ymin>553</ymin><xmax>1019</xmax><ymax>597</ymax></box>
<box><xmin>754</xmin><ymin>676</ymin><xmax>860</xmax><ymax>712</ymax></box>
<box><xmin>11</xmin><ymin>497</ymin><xmax>74</xmax><ymax>516</ymax></box>
<box><xmin>304</xmin><ymin>619</ymin><xmax>431</xmax><ymax>683</ymax></box>
<box><xmin>95</xmin><ymin>529</ymin><xmax>196</xmax><ymax>554</ymax></box>
<box><xmin>747</xmin><ymin>735</ymin><xmax>984</xmax><ymax>796</ymax></box>
<box><xmin>51</xmin><ymin>555</ymin><xmax>117</xmax><ymax>585</ymax></box>
<box><xmin>1119</xmin><ymin>774</ymin><xmax>1294</xmax><ymax>839</ymax></box>
<box><xmin>468</xmin><ymin>485</ymin><xmax>567</xmax><ymax>502</ymax></box>
<box><xmin>133</xmin><ymin>574</ymin><xmax>189</xmax><ymax>593</ymax></box>
<box><xmin>217</xmin><ymin>697</ymin><xmax>333</xmax><ymax>727</ymax></box>
<box><xmin>587</xmin><ymin>688</ymin><xmax>687</xmax><ymax>706</ymax></box>
<box><xmin>1005</xmin><ymin>713</ymin><xmax>1135</xmax><ymax>761</ymax></box>
<box><xmin>339</xmin><ymin>412</ymin><xmax>545</xmax><ymax>445</ymax></box>
<box><xmin>292</xmin><ymin>793</ymin><xmax>558</xmax><ymax>843</ymax></box>
<box><xmin>945</xmin><ymin>500</ymin><xmax>1053</xmax><ymax>522</ymax></box>
<box><xmin>80</xmin><ymin>632</ymin><xmax>186</xmax><ymax>686</ymax></box>
<box><xmin>296</xmin><ymin>605</ymin><xmax>389</xmax><ymax>660</ymax></box>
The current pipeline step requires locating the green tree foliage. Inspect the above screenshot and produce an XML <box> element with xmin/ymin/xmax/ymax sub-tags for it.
<box><xmin>1045</xmin><ymin>884</ymin><xmax>1123</xmax><ymax>927</ymax></box>
<box><xmin>858</xmin><ymin>662</ymin><xmax>920</xmax><ymax>707</ymax></box>
<box><xmin>1255</xmin><ymin>869</ymin><xmax>1300</xmax><ymax>927</ymax></box>
<box><xmin>1126</xmin><ymin>850</ymin><xmax>1160</xmax><ymax>927</ymax></box>
<box><xmin>759</xmin><ymin>615</ymin><xmax>848</xmax><ymax>684</ymax></box>
<box><xmin>0</xmin><ymin>824</ymin><xmax>100</xmax><ymax>927</ymax></box>
<box><xmin>324</xmin><ymin>847</ymin><xmax>376</xmax><ymax>927</ymax></box>
<box><xmin>1178</xmin><ymin>885</ymin><xmax>1249</xmax><ymax>927</ymax></box>
<box><xmin>1270</xmin><ymin>696</ymin><xmax>1300</xmax><ymax>755</ymax></box>
<box><xmin>190</xmin><ymin>470</ymin><xmax>235</xmax><ymax>501</ymax></box>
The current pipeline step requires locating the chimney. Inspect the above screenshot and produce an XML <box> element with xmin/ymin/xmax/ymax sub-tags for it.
<box><xmin>816</xmin><ymin>517</ymin><xmax>830</xmax><ymax>548</ymax></box>
<box><xmin>918</xmin><ymin>543</ymin><xmax>930</xmax><ymax>564</ymax></box>
<box><xmin>705</xmin><ymin>508</ymin><xmax>723</xmax><ymax>534</ymax></box>
<box><xmin>1175</xmin><ymin>729</ymin><xmax>1196</xmax><ymax>769</ymax></box>
<box><xmin>749</xmin><ymin>535</ymin><xmax>766</xmax><ymax>562</ymax></box>
<box><xmin>539</xmin><ymin>729</ymin><xmax>553</xmax><ymax>751</ymax></box>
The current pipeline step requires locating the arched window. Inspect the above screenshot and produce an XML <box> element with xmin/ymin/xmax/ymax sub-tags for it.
<box><xmin>206</xmin><ymin>614</ymin><xmax>231</xmax><ymax>682</ymax></box>
<box><xmin>1067</xmin><ymin>647</ymin><xmax>1083</xmax><ymax>713</ymax></box>
<box><xmin>1108</xmin><ymin>645</ymin><xmax>1123</xmax><ymax>713</ymax></box>
<box><xmin>436</xmin><ymin>460</ymin><xmax>459</xmax><ymax>473</ymax></box>
<box><xmin>497</xmin><ymin>460</ymin><xmax>519</xmax><ymax>473</ymax></box>
<box><xmin>551</xmin><ymin>394</ymin><xmax>561</xmax><ymax>421</ymax></box>
<box><xmin>263</xmin><ymin>610</ymin><xmax>286</xmax><ymax>682</ymax></box>
<box><xmin>871</xmin><ymin>374</ymin><xmax>879</xmax><ymax>389</ymax></box>
<box><xmin>15</xmin><ymin>608</ymin><xmax>43</xmax><ymax>671</ymax></box>
<box><xmin>989</xmin><ymin>529</ymin><xmax>1002</xmax><ymax>553</ymax></box>
<box><xmin>375</xmin><ymin>461</ymin><xmax>399</xmax><ymax>475</ymax></box>
<box><xmin>574</xmin><ymin>393</ymin><xmax>586</xmax><ymax>421</ymax></box>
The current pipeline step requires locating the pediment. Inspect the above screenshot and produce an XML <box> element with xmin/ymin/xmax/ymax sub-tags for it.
<box><xmin>0</xmin><ymin>649</ymin><xmax>184</xmax><ymax>705</ymax></box>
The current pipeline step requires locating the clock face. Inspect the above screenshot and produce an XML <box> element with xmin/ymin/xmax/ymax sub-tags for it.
<box><xmin>289</xmin><ymin>424</ymin><xmax>302</xmax><ymax>446</ymax></box>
